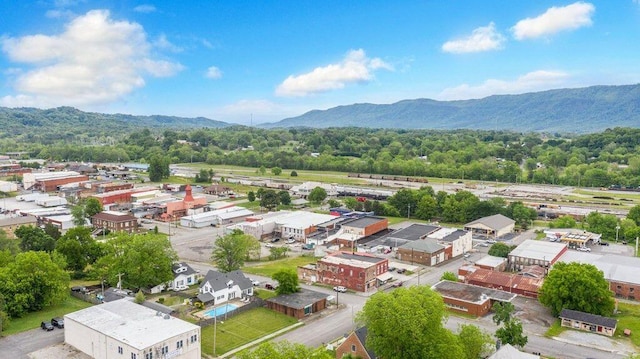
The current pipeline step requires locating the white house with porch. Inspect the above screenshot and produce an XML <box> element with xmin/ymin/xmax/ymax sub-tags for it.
<box><xmin>197</xmin><ymin>270</ymin><xmax>253</xmax><ymax>305</ymax></box>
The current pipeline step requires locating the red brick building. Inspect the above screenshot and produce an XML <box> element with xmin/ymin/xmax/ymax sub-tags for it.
<box><xmin>90</xmin><ymin>186</ymin><xmax>158</xmax><ymax>206</ymax></box>
<box><xmin>335</xmin><ymin>216</ymin><xmax>389</xmax><ymax>250</ymax></box>
<box><xmin>91</xmin><ymin>211</ymin><xmax>139</xmax><ymax>233</ymax></box>
<box><xmin>458</xmin><ymin>265</ymin><xmax>543</xmax><ymax>298</ymax></box>
<box><xmin>335</xmin><ymin>327</ymin><xmax>377</xmax><ymax>359</ymax></box>
<box><xmin>431</xmin><ymin>280</ymin><xmax>517</xmax><ymax>317</ymax></box>
<box><xmin>36</xmin><ymin>175</ymin><xmax>89</xmax><ymax>192</ymax></box>
<box><xmin>265</xmin><ymin>289</ymin><xmax>327</xmax><ymax>319</ymax></box>
<box><xmin>315</xmin><ymin>252</ymin><xmax>389</xmax><ymax>292</ymax></box>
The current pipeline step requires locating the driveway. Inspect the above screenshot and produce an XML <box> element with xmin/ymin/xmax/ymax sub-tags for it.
<box><xmin>0</xmin><ymin>327</ymin><xmax>64</xmax><ymax>359</ymax></box>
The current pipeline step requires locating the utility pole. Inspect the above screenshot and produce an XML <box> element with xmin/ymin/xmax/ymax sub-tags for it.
<box><xmin>407</xmin><ymin>204</ymin><xmax>411</xmax><ymax>219</ymax></box>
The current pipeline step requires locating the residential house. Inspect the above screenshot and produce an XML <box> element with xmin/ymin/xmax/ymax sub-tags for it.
<box><xmin>431</xmin><ymin>280</ymin><xmax>517</xmax><ymax>317</ymax></box>
<box><xmin>265</xmin><ymin>289</ymin><xmax>327</xmax><ymax>319</ymax></box>
<box><xmin>335</xmin><ymin>327</ymin><xmax>377</xmax><ymax>359</ymax></box>
<box><xmin>203</xmin><ymin>184</ymin><xmax>233</xmax><ymax>196</ymax></box>
<box><xmin>197</xmin><ymin>270</ymin><xmax>253</xmax><ymax>305</ymax></box>
<box><xmin>559</xmin><ymin>309</ymin><xmax>617</xmax><ymax>337</ymax></box>
<box><xmin>464</xmin><ymin>214</ymin><xmax>515</xmax><ymax>238</ymax></box>
<box><xmin>64</xmin><ymin>298</ymin><xmax>201</xmax><ymax>359</ymax></box>
<box><xmin>149</xmin><ymin>262</ymin><xmax>199</xmax><ymax>294</ymax></box>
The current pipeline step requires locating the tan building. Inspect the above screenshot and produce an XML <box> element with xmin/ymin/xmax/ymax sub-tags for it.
<box><xmin>0</xmin><ymin>215</ymin><xmax>37</xmax><ymax>238</ymax></box>
<box><xmin>559</xmin><ymin>309</ymin><xmax>617</xmax><ymax>337</ymax></box>
<box><xmin>432</xmin><ymin>280</ymin><xmax>516</xmax><ymax>317</ymax></box>
<box><xmin>464</xmin><ymin>214</ymin><xmax>515</xmax><ymax>238</ymax></box>
<box><xmin>64</xmin><ymin>299</ymin><xmax>201</xmax><ymax>359</ymax></box>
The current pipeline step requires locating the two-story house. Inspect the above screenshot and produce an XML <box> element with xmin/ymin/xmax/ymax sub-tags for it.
<box><xmin>197</xmin><ymin>270</ymin><xmax>253</xmax><ymax>305</ymax></box>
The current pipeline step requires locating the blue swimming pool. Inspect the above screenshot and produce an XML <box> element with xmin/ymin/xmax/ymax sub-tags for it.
<box><xmin>204</xmin><ymin>303</ymin><xmax>238</xmax><ymax>318</ymax></box>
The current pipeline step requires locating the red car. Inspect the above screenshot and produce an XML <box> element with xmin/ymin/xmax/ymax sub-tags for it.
<box><xmin>391</xmin><ymin>281</ymin><xmax>403</xmax><ymax>288</ymax></box>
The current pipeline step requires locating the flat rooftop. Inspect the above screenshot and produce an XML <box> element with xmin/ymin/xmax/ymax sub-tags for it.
<box><xmin>509</xmin><ymin>239</ymin><xmax>567</xmax><ymax>261</ymax></box>
<box><xmin>341</xmin><ymin>216</ymin><xmax>386</xmax><ymax>229</ymax></box>
<box><xmin>387</xmin><ymin>223</ymin><xmax>439</xmax><ymax>240</ymax></box>
<box><xmin>320</xmin><ymin>252</ymin><xmax>385</xmax><ymax>268</ymax></box>
<box><xmin>558</xmin><ymin>251</ymin><xmax>640</xmax><ymax>285</ymax></box>
<box><xmin>432</xmin><ymin>280</ymin><xmax>517</xmax><ymax>304</ymax></box>
<box><xmin>65</xmin><ymin>299</ymin><xmax>199</xmax><ymax>350</ymax></box>
<box><xmin>266</xmin><ymin>289</ymin><xmax>328</xmax><ymax>309</ymax></box>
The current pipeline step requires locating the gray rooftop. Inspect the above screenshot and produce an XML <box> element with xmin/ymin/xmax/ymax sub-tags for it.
<box><xmin>440</xmin><ymin>229</ymin><xmax>469</xmax><ymax>242</ymax></box>
<box><xmin>509</xmin><ymin>239</ymin><xmax>567</xmax><ymax>262</ymax></box>
<box><xmin>200</xmin><ymin>270</ymin><xmax>252</xmax><ymax>291</ymax></box>
<box><xmin>341</xmin><ymin>216</ymin><xmax>386</xmax><ymax>229</ymax></box>
<box><xmin>399</xmin><ymin>239</ymin><xmax>445</xmax><ymax>253</ymax></box>
<box><xmin>557</xmin><ymin>251</ymin><xmax>640</xmax><ymax>285</ymax></box>
<box><xmin>489</xmin><ymin>344</ymin><xmax>539</xmax><ymax>359</ymax></box>
<box><xmin>387</xmin><ymin>223</ymin><xmax>439</xmax><ymax>240</ymax></box>
<box><xmin>432</xmin><ymin>280</ymin><xmax>517</xmax><ymax>303</ymax></box>
<box><xmin>465</xmin><ymin>214</ymin><xmax>515</xmax><ymax>230</ymax></box>
<box><xmin>333</xmin><ymin>252</ymin><xmax>384</xmax><ymax>264</ymax></box>
<box><xmin>559</xmin><ymin>309</ymin><xmax>617</xmax><ymax>328</ymax></box>
<box><xmin>266</xmin><ymin>289</ymin><xmax>327</xmax><ymax>309</ymax></box>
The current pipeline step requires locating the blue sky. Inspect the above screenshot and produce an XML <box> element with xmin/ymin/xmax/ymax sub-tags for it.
<box><xmin>1</xmin><ymin>1</ymin><xmax>640</xmax><ymax>125</ymax></box>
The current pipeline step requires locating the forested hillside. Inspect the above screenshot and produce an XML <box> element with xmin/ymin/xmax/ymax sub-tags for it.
<box><xmin>264</xmin><ymin>84</ymin><xmax>640</xmax><ymax>133</ymax></box>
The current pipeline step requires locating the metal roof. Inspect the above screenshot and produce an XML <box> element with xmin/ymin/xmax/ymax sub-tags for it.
<box><xmin>266</xmin><ymin>289</ymin><xmax>327</xmax><ymax>309</ymax></box>
<box><xmin>465</xmin><ymin>214</ymin><xmax>515</xmax><ymax>230</ymax></box>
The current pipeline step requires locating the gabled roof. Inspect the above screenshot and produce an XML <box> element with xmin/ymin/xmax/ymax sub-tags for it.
<box><xmin>465</xmin><ymin>214</ymin><xmax>515</xmax><ymax>230</ymax></box>
<box><xmin>200</xmin><ymin>270</ymin><xmax>252</xmax><ymax>292</ymax></box>
<box><xmin>354</xmin><ymin>326</ymin><xmax>376</xmax><ymax>359</ymax></box>
<box><xmin>172</xmin><ymin>262</ymin><xmax>196</xmax><ymax>277</ymax></box>
<box><xmin>489</xmin><ymin>344</ymin><xmax>539</xmax><ymax>359</ymax></box>
<box><xmin>559</xmin><ymin>309</ymin><xmax>617</xmax><ymax>328</ymax></box>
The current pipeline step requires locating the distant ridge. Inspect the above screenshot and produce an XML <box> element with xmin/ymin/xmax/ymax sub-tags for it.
<box><xmin>261</xmin><ymin>84</ymin><xmax>640</xmax><ymax>133</ymax></box>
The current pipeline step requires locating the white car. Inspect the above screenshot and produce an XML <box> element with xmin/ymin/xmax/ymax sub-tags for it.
<box><xmin>333</xmin><ymin>286</ymin><xmax>347</xmax><ymax>293</ymax></box>
<box><xmin>285</xmin><ymin>238</ymin><xmax>296</xmax><ymax>244</ymax></box>
<box><xmin>577</xmin><ymin>246</ymin><xmax>591</xmax><ymax>252</ymax></box>
<box><xmin>173</xmin><ymin>285</ymin><xmax>188</xmax><ymax>291</ymax></box>
<box><xmin>251</xmin><ymin>279</ymin><xmax>261</xmax><ymax>286</ymax></box>
<box><xmin>265</xmin><ymin>243</ymin><xmax>274</xmax><ymax>248</ymax></box>
<box><xmin>463</xmin><ymin>253</ymin><xmax>471</xmax><ymax>258</ymax></box>
<box><xmin>486</xmin><ymin>239</ymin><xmax>497</xmax><ymax>244</ymax></box>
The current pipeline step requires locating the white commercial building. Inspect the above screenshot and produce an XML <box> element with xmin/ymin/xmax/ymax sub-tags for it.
<box><xmin>65</xmin><ymin>299</ymin><xmax>201</xmax><ymax>359</ymax></box>
<box><xmin>180</xmin><ymin>206</ymin><xmax>253</xmax><ymax>228</ymax></box>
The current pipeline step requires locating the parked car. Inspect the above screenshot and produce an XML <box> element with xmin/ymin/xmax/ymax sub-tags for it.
<box><xmin>388</xmin><ymin>266</ymin><xmax>396</xmax><ymax>272</ymax></box>
<box><xmin>41</xmin><ymin>321</ymin><xmax>54</xmax><ymax>331</ymax></box>
<box><xmin>265</xmin><ymin>283</ymin><xmax>278</xmax><ymax>290</ymax></box>
<box><xmin>265</xmin><ymin>243</ymin><xmax>274</xmax><ymax>248</ymax></box>
<box><xmin>599</xmin><ymin>241</ymin><xmax>610</xmax><ymax>246</ymax></box>
<box><xmin>285</xmin><ymin>238</ymin><xmax>296</xmax><ymax>244</ymax></box>
<box><xmin>71</xmin><ymin>286</ymin><xmax>88</xmax><ymax>293</ymax></box>
<box><xmin>173</xmin><ymin>284</ymin><xmax>188</xmax><ymax>291</ymax></box>
<box><xmin>486</xmin><ymin>239</ymin><xmax>497</xmax><ymax>244</ymax></box>
<box><xmin>383</xmin><ymin>248</ymin><xmax>392</xmax><ymax>254</ymax></box>
<box><xmin>333</xmin><ymin>286</ymin><xmax>347</xmax><ymax>293</ymax></box>
<box><xmin>302</xmin><ymin>243</ymin><xmax>315</xmax><ymax>250</ymax></box>
<box><xmin>577</xmin><ymin>246</ymin><xmax>591</xmax><ymax>252</ymax></box>
<box><xmin>391</xmin><ymin>281</ymin><xmax>403</xmax><ymax>288</ymax></box>
<box><xmin>51</xmin><ymin>317</ymin><xmax>64</xmax><ymax>328</ymax></box>
<box><xmin>270</xmin><ymin>237</ymin><xmax>280</xmax><ymax>243</ymax></box>
<box><xmin>478</xmin><ymin>242</ymin><xmax>489</xmax><ymax>247</ymax></box>
<box><xmin>463</xmin><ymin>253</ymin><xmax>471</xmax><ymax>258</ymax></box>
<box><xmin>396</xmin><ymin>268</ymin><xmax>407</xmax><ymax>274</ymax></box>
<box><xmin>251</xmin><ymin>279</ymin><xmax>261</xmax><ymax>286</ymax></box>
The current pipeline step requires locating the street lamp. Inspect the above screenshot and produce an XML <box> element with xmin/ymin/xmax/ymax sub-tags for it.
<box><xmin>616</xmin><ymin>225</ymin><xmax>620</xmax><ymax>243</ymax></box>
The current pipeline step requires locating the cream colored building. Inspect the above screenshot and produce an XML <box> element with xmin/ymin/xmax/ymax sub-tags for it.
<box><xmin>64</xmin><ymin>299</ymin><xmax>201</xmax><ymax>359</ymax></box>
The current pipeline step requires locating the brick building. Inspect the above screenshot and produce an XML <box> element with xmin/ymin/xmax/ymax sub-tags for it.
<box><xmin>431</xmin><ymin>280</ymin><xmax>516</xmax><ymax>317</ymax></box>
<box><xmin>92</xmin><ymin>211</ymin><xmax>139</xmax><ymax>233</ymax></box>
<box><xmin>335</xmin><ymin>327</ymin><xmax>377</xmax><ymax>359</ymax></box>
<box><xmin>314</xmin><ymin>252</ymin><xmax>389</xmax><ymax>292</ymax></box>
<box><xmin>265</xmin><ymin>289</ymin><xmax>327</xmax><ymax>319</ymax></box>
<box><xmin>458</xmin><ymin>265</ymin><xmax>544</xmax><ymax>298</ymax></box>
<box><xmin>397</xmin><ymin>240</ymin><xmax>446</xmax><ymax>266</ymax></box>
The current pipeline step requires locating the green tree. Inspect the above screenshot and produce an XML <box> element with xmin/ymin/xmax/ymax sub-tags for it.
<box><xmin>258</xmin><ymin>166</ymin><xmax>267</xmax><ymax>175</ymax></box>
<box><xmin>278</xmin><ymin>190</ymin><xmax>291</xmax><ymax>205</ymax></box>
<box><xmin>93</xmin><ymin>233</ymin><xmax>177</xmax><ymax>290</ymax></box>
<box><xmin>627</xmin><ymin>205</ymin><xmax>640</xmax><ymax>226</ymax></box>
<box><xmin>71</xmin><ymin>204</ymin><xmax>87</xmax><ymax>226</ymax></box>
<box><xmin>0</xmin><ymin>229</ymin><xmax>19</xmax><ymax>255</ymax></box>
<box><xmin>148</xmin><ymin>155</ymin><xmax>170</xmax><ymax>182</ymax></box>
<box><xmin>308</xmin><ymin>187</ymin><xmax>327</xmax><ymax>203</ymax></box>
<box><xmin>507</xmin><ymin>202</ymin><xmax>536</xmax><ymax>229</ymax></box>
<box><xmin>487</xmin><ymin>243</ymin><xmax>514</xmax><ymax>258</ymax></box>
<box><xmin>388</xmin><ymin>189</ymin><xmax>418</xmax><ymax>218</ymax></box>
<box><xmin>236</xmin><ymin>341</ymin><xmax>332</xmax><ymax>359</ymax></box>
<box><xmin>247</xmin><ymin>191</ymin><xmax>256</xmax><ymax>203</ymax></box>
<box><xmin>268</xmin><ymin>246</ymin><xmax>289</xmax><ymax>260</ymax></box>
<box><xmin>134</xmin><ymin>290</ymin><xmax>146</xmax><ymax>304</ymax></box>
<box><xmin>549</xmin><ymin>215</ymin><xmax>577</xmax><ymax>229</ymax></box>
<box><xmin>271</xmin><ymin>167</ymin><xmax>282</xmax><ymax>176</ymax></box>
<box><xmin>211</xmin><ymin>230</ymin><xmax>260</xmax><ymax>272</ymax></box>
<box><xmin>358</xmin><ymin>286</ymin><xmax>464</xmax><ymax>359</ymax></box>
<box><xmin>290</xmin><ymin>170</ymin><xmax>298</xmax><ymax>177</ymax></box>
<box><xmin>415</xmin><ymin>194</ymin><xmax>438</xmax><ymax>221</ymax></box>
<box><xmin>55</xmin><ymin>227</ymin><xmax>101</xmax><ymax>272</ymax></box>
<box><xmin>492</xmin><ymin>302</ymin><xmax>527</xmax><ymax>348</ymax></box>
<box><xmin>441</xmin><ymin>272</ymin><xmax>458</xmax><ymax>282</ymax></box>
<box><xmin>0</xmin><ymin>251</ymin><xmax>70</xmax><ymax>317</ymax></box>
<box><xmin>260</xmin><ymin>189</ymin><xmax>280</xmax><ymax>210</ymax></box>
<box><xmin>539</xmin><ymin>262</ymin><xmax>615</xmax><ymax>317</ymax></box>
<box><xmin>457</xmin><ymin>324</ymin><xmax>493</xmax><ymax>359</ymax></box>
<box><xmin>43</xmin><ymin>223</ymin><xmax>61</xmax><ymax>240</ymax></box>
<box><xmin>328</xmin><ymin>199</ymin><xmax>341</xmax><ymax>208</ymax></box>
<box><xmin>84</xmin><ymin>197</ymin><xmax>104</xmax><ymax>218</ymax></box>
<box><xmin>272</xmin><ymin>268</ymin><xmax>299</xmax><ymax>295</ymax></box>
<box><xmin>15</xmin><ymin>225</ymin><xmax>55</xmax><ymax>252</ymax></box>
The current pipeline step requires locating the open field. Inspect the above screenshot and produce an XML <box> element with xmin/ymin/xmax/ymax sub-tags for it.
<box><xmin>2</xmin><ymin>296</ymin><xmax>93</xmax><ymax>335</ymax></box>
<box><xmin>201</xmin><ymin>307</ymin><xmax>298</xmax><ymax>356</ymax></box>
<box><xmin>614</xmin><ymin>302</ymin><xmax>640</xmax><ymax>347</ymax></box>
<box><xmin>242</xmin><ymin>255</ymin><xmax>319</xmax><ymax>277</ymax></box>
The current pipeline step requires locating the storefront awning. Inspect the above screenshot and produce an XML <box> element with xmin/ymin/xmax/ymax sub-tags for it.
<box><xmin>377</xmin><ymin>272</ymin><xmax>393</xmax><ymax>281</ymax></box>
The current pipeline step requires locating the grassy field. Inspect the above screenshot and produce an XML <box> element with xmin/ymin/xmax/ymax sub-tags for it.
<box><xmin>614</xmin><ymin>302</ymin><xmax>640</xmax><ymax>347</ymax></box>
<box><xmin>544</xmin><ymin>319</ymin><xmax>566</xmax><ymax>337</ymax></box>
<box><xmin>201</xmin><ymin>307</ymin><xmax>298</xmax><ymax>357</ymax></box>
<box><xmin>2</xmin><ymin>296</ymin><xmax>93</xmax><ymax>335</ymax></box>
<box><xmin>253</xmin><ymin>289</ymin><xmax>278</xmax><ymax>300</ymax></box>
<box><xmin>243</xmin><ymin>255</ymin><xmax>318</xmax><ymax>277</ymax></box>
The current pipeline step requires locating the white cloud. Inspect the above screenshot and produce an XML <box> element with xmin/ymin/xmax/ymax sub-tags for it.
<box><xmin>0</xmin><ymin>9</ymin><xmax>183</xmax><ymax>108</ymax></box>
<box><xmin>153</xmin><ymin>34</ymin><xmax>182</xmax><ymax>52</ymax></box>
<box><xmin>45</xmin><ymin>9</ymin><xmax>76</xmax><ymax>19</ymax></box>
<box><xmin>205</xmin><ymin>66</ymin><xmax>222</xmax><ymax>79</ymax></box>
<box><xmin>134</xmin><ymin>4</ymin><xmax>156</xmax><ymax>13</ymax></box>
<box><xmin>275</xmin><ymin>49</ymin><xmax>393</xmax><ymax>97</ymax></box>
<box><xmin>442</xmin><ymin>22</ymin><xmax>506</xmax><ymax>54</ymax></box>
<box><xmin>512</xmin><ymin>2</ymin><xmax>595</xmax><ymax>40</ymax></box>
<box><xmin>438</xmin><ymin>70</ymin><xmax>570</xmax><ymax>100</ymax></box>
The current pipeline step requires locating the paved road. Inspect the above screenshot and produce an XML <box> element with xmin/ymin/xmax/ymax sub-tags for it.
<box><xmin>0</xmin><ymin>327</ymin><xmax>65</xmax><ymax>359</ymax></box>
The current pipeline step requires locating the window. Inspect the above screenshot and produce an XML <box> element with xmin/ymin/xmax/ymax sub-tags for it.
<box><xmin>145</xmin><ymin>352</ymin><xmax>153</xmax><ymax>359</ymax></box>
<box><xmin>190</xmin><ymin>334</ymin><xmax>198</xmax><ymax>343</ymax></box>
<box><xmin>118</xmin><ymin>346</ymin><xmax>123</xmax><ymax>354</ymax></box>
<box><xmin>630</xmin><ymin>287</ymin><xmax>635</xmax><ymax>293</ymax></box>
<box><xmin>131</xmin><ymin>353</ymin><xmax>137</xmax><ymax>359</ymax></box>
<box><xmin>177</xmin><ymin>340</ymin><xmax>183</xmax><ymax>349</ymax></box>
<box><xmin>351</xmin><ymin>344</ymin><xmax>356</xmax><ymax>352</ymax></box>
<box><xmin>161</xmin><ymin>346</ymin><xmax>168</xmax><ymax>355</ymax></box>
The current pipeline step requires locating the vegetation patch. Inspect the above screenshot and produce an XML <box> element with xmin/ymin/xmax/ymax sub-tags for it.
<box><xmin>201</xmin><ymin>307</ymin><xmax>298</xmax><ymax>356</ymax></box>
<box><xmin>614</xmin><ymin>302</ymin><xmax>640</xmax><ymax>347</ymax></box>
<box><xmin>243</xmin><ymin>256</ymin><xmax>318</xmax><ymax>277</ymax></box>
<box><xmin>2</xmin><ymin>295</ymin><xmax>93</xmax><ymax>335</ymax></box>
<box><xmin>544</xmin><ymin>319</ymin><xmax>566</xmax><ymax>338</ymax></box>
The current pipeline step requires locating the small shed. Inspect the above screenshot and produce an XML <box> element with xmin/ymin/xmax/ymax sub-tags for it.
<box><xmin>265</xmin><ymin>289</ymin><xmax>327</xmax><ymax>319</ymax></box>
<box><xmin>559</xmin><ymin>308</ymin><xmax>617</xmax><ymax>337</ymax></box>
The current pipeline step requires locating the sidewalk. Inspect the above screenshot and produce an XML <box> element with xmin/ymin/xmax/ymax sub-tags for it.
<box><xmin>217</xmin><ymin>322</ymin><xmax>304</xmax><ymax>358</ymax></box>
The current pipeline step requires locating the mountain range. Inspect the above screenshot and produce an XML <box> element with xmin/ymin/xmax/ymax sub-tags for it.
<box><xmin>263</xmin><ymin>83</ymin><xmax>640</xmax><ymax>133</ymax></box>
<box><xmin>2</xmin><ymin>84</ymin><xmax>639</xmax><ymax>135</ymax></box>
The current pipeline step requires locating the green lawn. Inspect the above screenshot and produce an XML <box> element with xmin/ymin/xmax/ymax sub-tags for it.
<box><xmin>2</xmin><ymin>296</ymin><xmax>93</xmax><ymax>335</ymax></box>
<box><xmin>253</xmin><ymin>289</ymin><xmax>278</xmax><ymax>300</ymax></box>
<box><xmin>544</xmin><ymin>319</ymin><xmax>566</xmax><ymax>337</ymax></box>
<box><xmin>614</xmin><ymin>302</ymin><xmax>640</xmax><ymax>347</ymax></box>
<box><xmin>243</xmin><ymin>256</ymin><xmax>318</xmax><ymax>277</ymax></box>
<box><xmin>201</xmin><ymin>307</ymin><xmax>298</xmax><ymax>356</ymax></box>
